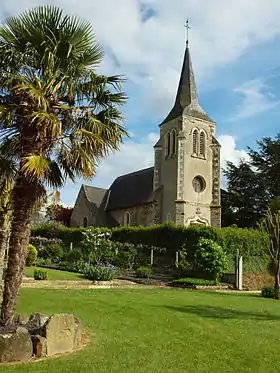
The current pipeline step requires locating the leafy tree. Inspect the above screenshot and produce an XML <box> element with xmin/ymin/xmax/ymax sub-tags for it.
<box><xmin>223</xmin><ymin>160</ymin><xmax>268</xmax><ymax>228</ymax></box>
<box><xmin>248</xmin><ymin>133</ymin><xmax>280</xmax><ymax>198</ymax></box>
<box><xmin>0</xmin><ymin>6</ymin><xmax>127</xmax><ymax>325</ymax></box>
<box><xmin>258</xmin><ymin>209</ymin><xmax>280</xmax><ymax>299</ymax></box>
<box><xmin>46</xmin><ymin>204</ymin><xmax>73</xmax><ymax>227</ymax></box>
<box><xmin>269</xmin><ymin>196</ymin><xmax>280</xmax><ymax>214</ymax></box>
<box><xmin>221</xmin><ymin>189</ymin><xmax>236</xmax><ymax>227</ymax></box>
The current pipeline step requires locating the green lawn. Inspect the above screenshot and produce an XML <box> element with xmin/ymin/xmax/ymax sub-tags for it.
<box><xmin>23</xmin><ymin>267</ymin><xmax>84</xmax><ymax>281</ymax></box>
<box><xmin>2</xmin><ymin>288</ymin><xmax>280</xmax><ymax>373</ymax></box>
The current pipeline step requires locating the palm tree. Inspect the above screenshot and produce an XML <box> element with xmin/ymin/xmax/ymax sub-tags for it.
<box><xmin>0</xmin><ymin>5</ymin><xmax>127</xmax><ymax>325</ymax></box>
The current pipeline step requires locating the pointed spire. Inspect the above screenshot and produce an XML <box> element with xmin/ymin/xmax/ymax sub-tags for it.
<box><xmin>161</xmin><ymin>30</ymin><xmax>214</xmax><ymax>125</ymax></box>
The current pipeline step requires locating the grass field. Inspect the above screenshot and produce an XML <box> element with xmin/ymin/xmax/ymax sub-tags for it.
<box><xmin>23</xmin><ymin>267</ymin><xmax>84</xmax><ymax>281</ymax></box>
<box><xmin>1</xmin><ymin>288</ymin><xmax>280</xmax><ymax>373</ymax></box>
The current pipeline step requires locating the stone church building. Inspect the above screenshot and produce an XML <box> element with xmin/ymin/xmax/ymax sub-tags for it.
<box><xmin>71</xmin><ymin>41</ymin><xmax>221</xmax><ymax>229</ymax></box>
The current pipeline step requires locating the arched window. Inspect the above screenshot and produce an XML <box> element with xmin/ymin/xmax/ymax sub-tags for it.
<box><xmin>165</xmin><ymin>132</ymin><xmax>171</xmax><ymax>157</ymax></box>
<box><xmin>199</xmin><ymin>131</ymin><xmax>206</xmax><ymax>157</ymax></box>
<box><xmin>83</xmin><ymin>217</ymin><xmax>88</xmax><ymax>228</ymax></box>
<box><xmin>171</xmin><ymin>130</ymin><xmax>176</xmax><ymax>155</ymax></box>
<box><xmin>124</xmin><ymin>212</ymin><xmax>130</xmax><ymax>226</ymax></box>
<box><xmin>192</xmin><ymin>129</ymin><xmax>198</xmax><ymax>155</ymax></box>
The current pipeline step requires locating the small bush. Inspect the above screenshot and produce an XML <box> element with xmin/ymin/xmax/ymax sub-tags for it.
<box><xmin>194</xmin><ymin>238</ymin><xmax>228</xmax><ymax>281</ymax></box>
<box><xmin>82</xmin><ymin>229</ymin><xmax>117</xmax><ymax>264</ymax></box>
<box><xmin>135</xmin><ymin>266</ymin><xmax>152</xmax><ymax>279</ymax></box>
<box><xmin>63</xmin><ymin>248</ymin><xmax>83</xmax><ymax>264</ymax></box>
<box><xmin>114</xmin><ymin>242</ymin><xmax>137</xmax><ymax>269</ymax></box>
<box><xmin>26</xmin><ymin>244</ymin><xmax>38</xmax><ymax>266</ymax></box>
<box><xmin>67</xmin><ymin>260</ymin><xmax>87</xmax><ymax>274</ymax></box>
<box><xmin>83</xmin><ymin>263</ymin><xmax>120</xmax><ymax>281</ymax></box>
<box><xmin>34</xmin><ymin>269</ymin><xmax>48</xmax><ymax>280</ymax></box>
<box><xmin>36</xmin><ymin>257</ymin><xmax>53</xmax><ymax>266</ymax></box>
<box><xmin>261</xmin><ymin>286</ymin><xmax>275</xmax><ymax>299</ymax></box>
<box><xmin>38</xmin><ymin>243</ymin><xmax>64</xmax><ymax>263</ymax></box>
<box><xmin>171</xmin><ymin>277</ymin><xmax>219</xmax><ymax>287</ymax></box>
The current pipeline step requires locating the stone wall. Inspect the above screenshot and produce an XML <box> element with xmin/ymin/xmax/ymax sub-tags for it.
<box><xmin>109</xmin><ymin>202</ymin><xmax>156</xmax><ymax>227</ymax></box>
<box><xmin>210</xmin><ymin>138</ymin><xmax>221</xmax><ymax>228</ymax></box>
<box><xmin>210</xmin><ymin>205</ymin><xmax>221</xmax><ymax>228</ymax></box>
<box><xmin>71</xmin><ymin>188</ymin><xmax>99</xmax><ymax>227</ymax></box>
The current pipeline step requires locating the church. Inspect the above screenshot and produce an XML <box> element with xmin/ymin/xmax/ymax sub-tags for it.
<box><xmin>70</xmin><ymin>40</ymin><xmax>221</xmax><ymax>229</ymax></box>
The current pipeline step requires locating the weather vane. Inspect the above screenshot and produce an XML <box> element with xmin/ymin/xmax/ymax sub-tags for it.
<box><xmin>185</xmin><ymin>19</ymin><xmax>191</xmax><ymax>45</ymax></box>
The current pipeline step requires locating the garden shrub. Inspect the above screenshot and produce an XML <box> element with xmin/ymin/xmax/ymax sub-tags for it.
<box><xmin>83</xmin><ymin>263</ymin><xmax>120</xmax><ymax>281</ymax></box>
<box><xmin>194</xmin><ymin>238</ymin><xmax>228</xmax><ymax>281</ymax></box>
<box><xmin>63</xmin><ymin>248</ymin><xmax>83</xmax><ymax>264</ymax></box>
<box><xmin>36</xmin><ymin>258</ymin><xmax>53</xmax><ymax>266</ymax></box>
<box><xmin>34</xmin><ymin>269</ymin><xmax>47</xmax><ymax>280</ymax></box>
<box><xmin>38</xmin><ymin>243</ymin><xmax>64</xmax><ymax>263</ymax></box>
<box><xmin>261</xmin><ymin>286</ymin><xmax>275</xmax><ymax>299</ymax></box>
<box><xmin>65</xmin><ymin>260</ymin><xmax>87</xmax><ymax>274</ymax></box>
<box><xmin>135</xmin><ymin>266</ymin><xmax>152</xmax><ymax>279</ymax></box>
<box><xmin>171</xmin><ymin>277</ymin><xmax>219</xmax><ymax>287</ymax></box>
<box><xmin>113</xmin><ymin>242</ymin><xmax>137</xmax><ymax>269</ymax></box>
<box><xmin>26</xmin><ymin>244</ymin><xmax>38</xmax><ymax>266</ymax></box>
<box><xmin>82</xmin><ymin>229</ymin><xmax>117</xmax><ymax>264</ymax></box>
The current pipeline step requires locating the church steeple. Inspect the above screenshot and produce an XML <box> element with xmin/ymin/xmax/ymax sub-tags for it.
<box><xmin>161</xmin><ymin>39</ymin><xmax>214</xmax><ymax>124</ymax></box>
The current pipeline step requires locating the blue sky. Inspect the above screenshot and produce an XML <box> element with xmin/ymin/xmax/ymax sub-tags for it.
<box><xmin>1</xmin><ymin>0</ymin><xmax>280</xmax><ymax>206</ymax></box>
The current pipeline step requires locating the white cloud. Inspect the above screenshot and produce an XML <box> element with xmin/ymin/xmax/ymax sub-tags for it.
<box><xmin>2</xmin><ymin>0</ymin><xmax>280</xmax><ymax>114</ymax></box>
<box><xmin>92</xmin><ymin>132</ymin><xmax>158</xmax><ymax>188</ymax></box>
<box><xmin>218</xmin><ymin>135</ymin><xmax>249</xmax><ymax>188</ymax></box>
<box><xmin>231</xmin><ymin>78</ymin><xmax>279</xmax><ymax>120</ymax></box>
<box><xmin>218</xmin><ymin>135</ymin><xmax>249</xmax><ymax>167</ymax></box>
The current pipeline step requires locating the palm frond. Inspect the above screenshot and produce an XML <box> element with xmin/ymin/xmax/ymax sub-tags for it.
<box><xmin>22</xmin><ymin>154</ymin><xmax>51</xmax><ymax>179</ymax></box>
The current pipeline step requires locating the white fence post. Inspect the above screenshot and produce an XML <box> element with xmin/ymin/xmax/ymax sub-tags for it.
<box><xmin>237</xmin><ymin>256</ymin><xmax>243</xmax><ymax>291</ymax></box>
<box><xmin>175</xmin><ymin>251</ymin><xmax>179</xmax><ymax>268</ymax></box>
<box><xmin>150</xmin><ymin>248</ymin><xmax>154</xmax><ymax>266</ymax></box>
<box><xmin>235</xmin><ymin>249</ymin><xmax>239</xmax><ymax>289</ymax></box>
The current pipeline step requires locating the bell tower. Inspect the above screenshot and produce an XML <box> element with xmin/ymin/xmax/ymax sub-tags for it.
<box><xmin>153</xmin><ymin>24</ymin><xmax>221</xmax><ymax>227</ymax></box>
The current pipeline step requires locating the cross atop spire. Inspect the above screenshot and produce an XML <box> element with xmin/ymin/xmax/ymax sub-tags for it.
<box><xmin>185</xmin><ymin>19</ymin><xmax>190</xmax><ymax>45</ymax></box>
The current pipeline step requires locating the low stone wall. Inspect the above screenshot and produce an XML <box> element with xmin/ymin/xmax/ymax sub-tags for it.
<box><xmin>0</xmin><ymin>313</ymin><xmax>83</xmax><ymax>364</ymax></box>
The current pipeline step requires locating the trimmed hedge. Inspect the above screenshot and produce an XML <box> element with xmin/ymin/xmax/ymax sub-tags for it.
<box><xmin>31</xmin><ymin>222</ymin><xmax>109</xmax><ymax>247</ymax></box>
<box><xmin>171</xmin><ymin>278</ymin><xmax>220</xmax><ymax>287</ymax></box>
<box><xmin>31</xmin><ymin>222</ymin><xmax>270</xmax><ymax>273</ymax></box>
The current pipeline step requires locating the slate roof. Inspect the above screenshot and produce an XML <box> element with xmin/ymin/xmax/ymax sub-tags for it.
<box><xmin>106</xmin><ymin>167</ymin><xmax>155</xmax><ymax>211</ymax></box>
<box><xmin>82</xmin><ymin>185</ymin><xmax>108</xmax><ymax>207</ymax></box>
<box><xmin>161</xmin><ymin>43</ymin><xmax>214</xmax><ymax>124</ymax></box>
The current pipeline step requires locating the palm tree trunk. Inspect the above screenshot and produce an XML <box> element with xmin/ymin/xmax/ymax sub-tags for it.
<box><xmin>0</xmin><ymin>212</ymin><xmax>6</xmax><ymax>268</ymax></box>
<box><xmin>0</xmin><ymin>211</ymin><xmax>11</xmax><ymax>300</ymax></box>
<box><xmin>0</xmin><ymin>212</ymin><xmax>6</xmax><ymax>299</ymax></box>
<box><xmin>0</xmin><ymin>178</ymin><xmax>38</xmax><ymax>325</ymax></box>
<box><xmin>274</xmin><ymin>257</ymin><xmax>280</xmax><ymax>300</ymax></box>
